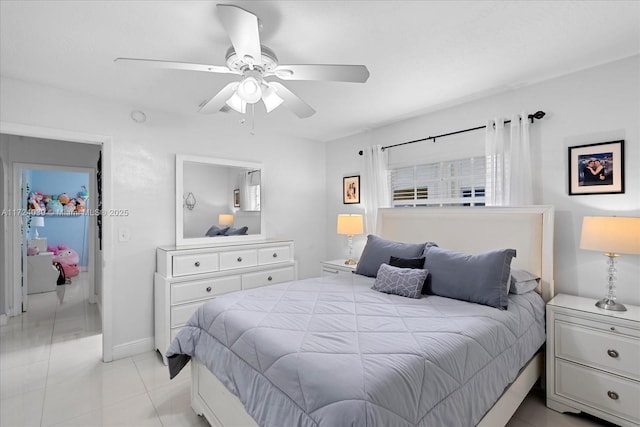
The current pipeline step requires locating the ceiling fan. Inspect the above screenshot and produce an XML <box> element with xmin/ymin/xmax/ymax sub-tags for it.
<box><xmin>115</xmin><ymin>4</ymin><xmax>370</xmax><ymax>118</ymax></box>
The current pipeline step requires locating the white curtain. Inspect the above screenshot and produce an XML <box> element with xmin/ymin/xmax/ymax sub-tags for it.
<box><xmin>485</xmin><ymin>113</ymin><xmax>533</xmax><ymax>206</ymax></box>
<box><xmin>362</xmin><ymin>145</ymin><xmax>391</xmax><ymax>234</ymax></box>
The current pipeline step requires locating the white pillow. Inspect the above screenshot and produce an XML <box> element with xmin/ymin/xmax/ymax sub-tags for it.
<box><xmin>509</xmin><ymin>268</ymin><xmax>540</xmax><ymax>294</ymax></box>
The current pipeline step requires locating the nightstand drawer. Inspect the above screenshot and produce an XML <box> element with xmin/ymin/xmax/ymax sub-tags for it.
<box><xmin>555</xmin><ymin>319</ymin><xmax>640</xmax><ymax>381</ymax></box>
<box><xmin>173</xmin><ymin>253</ymin><xmax>219</xmax><ymax>276</ymax></box>
<box><xmin>556</xmin><ymin>359</ymin><xmax>640</xmax><ymax>424</ymax></box>
<box><xmin>171</xmin><ymin>276</ymin><xmax>241</xmax><ymax>304</ymax></box>
<box><xmin>220</xmin><ymin>249</ymin><xmax>258</xmax><ymax>270</ymax></box>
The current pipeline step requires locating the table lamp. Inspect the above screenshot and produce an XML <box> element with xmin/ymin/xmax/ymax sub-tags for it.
<box><xmin>337</xmin><ymin>214</ymin><xmax>364</xmax><ymax>265</ymax></box>
<box><xmin>31</xmin><ymin>216</ymin><xmax>45</xmax><ymax>238</ymax></box>
<box><xmin>580</xmin><ymin>216</ymin><xmax>640</xmax><ymax>311</ymax></box>
<box><xmin>219</xmin><ymin>214</ymin><xmax>234</xmax><ymax>227</ymax></box>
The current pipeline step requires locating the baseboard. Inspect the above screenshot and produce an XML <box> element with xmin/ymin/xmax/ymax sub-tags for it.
<box><xmin>111</xmin><ymin>337</ymin><xmax>154</xmax><ymax>361</ymax></box>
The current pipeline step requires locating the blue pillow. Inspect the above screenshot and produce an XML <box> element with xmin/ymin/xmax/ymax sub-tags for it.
<box><xmin>509</xmin><ymin>268</ymin><xmax>540</xmax><ymax>294</ymax></box>
<box><xmin>355</xmin><ymin>235</ymin><xmax>426</xmax><ymax>278</ymax></box>
<box><xmin>205</xmin><ymin>225</ymin><xmax>229</xmax><ymax>236</ymax></box>
<box><xmin>225</xmin><ymin>226</ymin><xmax>248</xmax><ymax>236</ymax></box>
<box><xmin>424</xmin><ymin>246</ymin><xmax>516</xmax><ymax>309</ymax></box>
<box><xmin>372</xmin><ymin>263</ymin><xmax>428</xmax><ymax>299</ymax></box>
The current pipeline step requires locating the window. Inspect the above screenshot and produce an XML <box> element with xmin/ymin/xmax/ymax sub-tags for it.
<box><xmin>391</xmin><ymin>157</ymin><xmax>485</xmax><ymax>207</ymax></box>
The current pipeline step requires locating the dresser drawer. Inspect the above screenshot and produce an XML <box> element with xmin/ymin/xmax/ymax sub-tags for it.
<box><xmin>555</xmin><ymin>320</ymin><xmax>640</xmax><ymax>381</ymax></box>
<box><xmin>556</xmin><ymin>359</ymin><xmax>640</xmax><ymax>424</ymax></box>
<box><xmin>171</xmin><ymin>301</ymin><xmax>206</xmax><ymax>328</ymax></box>
<box><xmin>220</xmin><ymin>249</ymin><xmax>258</xmax><ymax>270</ymax></box>
<box><xmin>242</xmin><ymin>266</ymin><xmax>295</xmax><ymax>290</ymax></box>
<box><xmin>173</xmin><ymin>253</ymin><xmax>219</xmax><ymax>276</ymax></box>
<box><xmin>171</xmin><ymin>275</ymin><xmax>241</xmax><ymax>304</ymax></box>
<box><xmin>258</xmin><ymin>245</ymin><xmax>291</xmax><ymax>265</ymax></box>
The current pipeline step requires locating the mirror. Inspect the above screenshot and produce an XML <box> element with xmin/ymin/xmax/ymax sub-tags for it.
<box><xmin>176</xmin><ymin>154</ymin><xmax>265</xmax><ymax>246</ymax></box>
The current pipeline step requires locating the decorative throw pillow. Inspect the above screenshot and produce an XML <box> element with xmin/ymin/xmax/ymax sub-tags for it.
<box><xmin>424</xmin><ymin>246</ymin><xmax>516</xmax><ymax>309</ymax></box>
<box><xmin>225</xmin><ymin>226</ymin><xmax>249</xmax><ymax>236</ymax></box>
<box><xmin>355</xmin><ymin>235</ymin><xmax>426</xmax><ymax>278</ymax></box>
<box><xmin>372</xmin><ymin>263</ymin><xmax>428</xmax><ymax>299</ymax></box>
<box><xmin>509</xmin><ymin>268</ymin><xmax>540</xmax><ymax>294</ymax></box>
<box><xmin>205</xmin><ymin>225</ymin><xmax>229</xmax><ymax>236</ymax></box>
<box><xmin>389</xmin><ymin>256</ymin><xmax>425</xmax><ymax>269</ymax></box>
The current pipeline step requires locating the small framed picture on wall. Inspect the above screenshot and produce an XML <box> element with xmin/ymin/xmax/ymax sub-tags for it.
<box><xmin>568</xmin><ymin>140</ymin><xmax>624</xmax><ymax>195</ymax></box>
<box><xmin>233</xmin><ymin>189</ymin><xmax>240</xmax><ymax>207</ymax></box>
<box><xmin>343</xmin><ymin>175</ymin><xmax>360</xmax><ymax>204</ymax></box>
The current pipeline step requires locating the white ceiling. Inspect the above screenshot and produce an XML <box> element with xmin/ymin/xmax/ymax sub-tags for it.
<box><xmin>1</xmin><ymin>1</ymin><xmax>639</xmax><ymax>142</ymax></box>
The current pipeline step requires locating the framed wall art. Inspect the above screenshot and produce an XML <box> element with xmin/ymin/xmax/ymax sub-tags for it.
<box><xmin>343</xmin><ymin>175</ymin><xmax>360</xmax><ymax>204</ymax></box>
<box><xmin>233</xmin><ymin>189</ymin><xmax>240</xmax><ymax>207</ymax></box>
<box><xmin>568</xmin><ymin>140</ymin><xmax>624</xmax><ymax>195</ymax></box>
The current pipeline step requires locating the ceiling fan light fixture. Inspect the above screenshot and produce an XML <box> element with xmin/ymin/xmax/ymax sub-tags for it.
<box><xmin>237</xmin><ymin>76</ymin><xmax>262</xmax><ymax>104</ymax></box>
<box><xmin>262</xmin><ymin>86</ymin><xmax>284</xmax><ymax>113</ymax></box>
<box><xmin>225</xmin><ymin>92</ymin><xmax>247</xmax><ymax>113</ymax></box>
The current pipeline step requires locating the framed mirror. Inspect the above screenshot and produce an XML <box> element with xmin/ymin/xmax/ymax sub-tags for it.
<box><xmin>176</xmin><ymin>154</ymin><xmax>265</xmax><ymax>246</ymax></box>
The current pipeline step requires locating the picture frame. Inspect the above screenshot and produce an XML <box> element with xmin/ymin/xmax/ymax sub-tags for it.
<box><xmin>343</xmin><ymin>175</ymin><xmax>360</xmax><ymax>204</ymax></box>
<box><xmin>568</xmin><ymin>140</ymin><xmax>624</xmax><ymax>195</ymax></box>
<box><xmin>233</xmin><ymin>189</ymin><xmax>240</xmax><ymax>207</ymax></box>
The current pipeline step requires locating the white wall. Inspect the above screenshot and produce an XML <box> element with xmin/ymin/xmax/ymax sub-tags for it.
<box><xmin>1</xmin><ymin>76</ymin><xmax>327</xmax><ymax>356</ymax></box>
<box><xmin>326</xmin><ymin>55</ymin><xmax>640</xmax><ymax>305</ymax></box>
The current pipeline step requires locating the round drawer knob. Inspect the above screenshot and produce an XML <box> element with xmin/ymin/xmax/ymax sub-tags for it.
<box><xmin>607</xmin><ymin>349</ymin><xmax>619</xmax><ymax>358</ymax></box>
<box><xmin>272</xmin><ymin>253</ymin><xmax>278</xmax><ymax>258</ymax></box>
<box><xmin>610</xmin><ymin>327</ymin><xmax>616</xmax><ymax>331</ymax></box>
<box><xmin>194</xmin><ymin>261</ymin><xmax>200</xmax><ymax>267</ymax></box>
<box><xmin>237</xmin><ymin>257</ymin><xmax>243</xmax><ymax>262</ymax></box>
<box><xmin>607</xmin><ymin>391</ymin><xmax>619</xmax><ymax>400</ymax></box>
<box><xmin>206</xmin><ymin>286</ymin><xmax>212</xmax><ymax>293</ymax></box>
<box><xmin>267</xmin><ymin>276</ymin><xmax>273</xmax><ymax>281</ymax></box>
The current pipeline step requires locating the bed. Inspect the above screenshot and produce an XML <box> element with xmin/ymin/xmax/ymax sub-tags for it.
<box><xmin>167</xmin><ymin>206</ymin><xmax>555</xmax><ymax>427</ymax></box>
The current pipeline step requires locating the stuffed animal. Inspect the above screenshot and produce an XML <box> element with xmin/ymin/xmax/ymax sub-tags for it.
<box><xmin>48</xmin><ymin>196</ymin><xmax>63</xmax><ymax>214</ymax></box>
<box><xmin>47</xmin><ymin>245</ymin><xmax>59</xmax><ymax>256</ymax></box>
<box><xmin>28</xmin><ymin>192</ymin><xmax>43</xmax><ymax>213</ymax></box>
<box><xmin>27</xmin><ymin>246</ymin><xmax>39</xmax><ymax>256</ymax></box>
<box><xmin>53</xmin><ymin>244</ymin><xmax>80</xmax><ymax>278</ymax></box>
<box><xmin>75</xmin><ymin>197</ymin><xmax>86</xmax><ymax>213</ymax></box>
<box><xmin>78</xmin><ymin>186</ymin><xmax>88</xmax><ymax>199</ymax></box>
<box><xmin>58</xmin><ymin>193</ymin><xmax>70</xmax><ymax>205</ymax></box>
<box><xmin>63</xmin><ymin>199</ymin><xmax>76</xmax><ymax>214</ymax></box>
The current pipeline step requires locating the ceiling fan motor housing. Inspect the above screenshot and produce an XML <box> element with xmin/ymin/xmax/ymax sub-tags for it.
<box><xmin>225</xmin><ymin>45</ymin><xmax>278</xmax><ymax>73</ymax></box>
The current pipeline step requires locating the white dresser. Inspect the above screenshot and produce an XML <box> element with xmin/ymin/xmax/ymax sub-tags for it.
<box><xmin>546</xmin><ymin>294</ymin><xmax>640</xmax><ymax>427</ymax></box>
<box><xmin>155</xmin><ymin>239</ymin><xmax>296</xmax><ymax>364</ymax></box>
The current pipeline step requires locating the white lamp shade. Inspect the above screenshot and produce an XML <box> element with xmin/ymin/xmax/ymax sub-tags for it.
<box><xmin>31</xmin><ymin>216</ymin><xmax>45</xmax><ymax>228</ymax></box>
<box><xmin>219</xmin><ymin>214</ymin><xmax>234</xmax><ymax>226</ymax></box>
<box><xmin>337</xmin><ymin>214</ymin><xmax>364</xmax><ymax>236</ymax></box>
<box><xmin>580</xmin><ymin>216</ymin><xmax>640</xmax><ymax>255</ymax></box>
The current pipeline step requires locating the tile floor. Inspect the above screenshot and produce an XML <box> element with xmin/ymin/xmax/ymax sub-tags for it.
<box><xmin>1</xmin><ymin>273</ymin><xmax>612</xmax><ymax>427</ymax></box>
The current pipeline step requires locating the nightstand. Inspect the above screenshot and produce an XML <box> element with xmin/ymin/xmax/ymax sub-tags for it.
<box><xmin>546</xmin><ymin>293</ymin><xmax>640</xmax><ymax>427</ymax></box>
<box><xmin>320</xmin><ymin>259</ymin><xmax>357</xmax><ymax>278</ymax></box>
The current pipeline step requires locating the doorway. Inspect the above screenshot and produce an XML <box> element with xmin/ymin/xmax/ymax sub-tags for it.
<box><xmin>0</xmin><ymin>123</ymin><xmax>114</xmax><ymax>362</ymax></box>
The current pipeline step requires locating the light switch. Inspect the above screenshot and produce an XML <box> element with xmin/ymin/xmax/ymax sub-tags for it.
<box><xmin>118</xmin><ymin>228</ymin><xmax>130</xmax><ymax>242</ymax></box>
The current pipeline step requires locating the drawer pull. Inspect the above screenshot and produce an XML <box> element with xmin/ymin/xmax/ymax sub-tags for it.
<box><xmin>607</xmin><ymin>349</ymin><xmax>619</xmax><ymax>358</ymax></box>
<box><xmin>326</xmin><ymin>269</ymin><xmax>339</xmax><ymax>274</ymax></box>
<box><xmin>267</xmin><ymin>276</ymin><xmax>273</xmax><ymax>281</ymax></box>
<box><xmin>206</xmin><ymin>286</ymin><xmax>212</xmax><ymax>293</ymax></box>
<box><xmin>194</xmin><ymin>261</ymin><xmax>200</xmax><ymax>267</ymax></box>
<box><xmin>610</xmin><ymin>327</ymin><xmax>616</xmax><ymax>331</ymax></box>
<box><xmin>272</xmin><ymin>253</ymin><xmax>278</xmax><ymax>258</ymax></box>
<box><xmin>237</xmin><ymin>257</ymin><xmax>243</xmax><ymax>262</ymax></box>
<box><xmin>607</xmin><ymin>391</ymin><xmax>619</xmax><ymax>400</ymax></box>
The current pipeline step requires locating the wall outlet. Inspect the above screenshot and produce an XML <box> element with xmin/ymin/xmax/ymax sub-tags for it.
<box><xmin>118</xmin><ymin>228</ymin><xmax>130</xmax><ymax>242</ymax></box>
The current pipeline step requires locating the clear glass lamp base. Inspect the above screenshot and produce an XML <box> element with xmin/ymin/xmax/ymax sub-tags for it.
<box><xmin>595</xmin><ymin>298</ymin><xmax>627</xmax><ymax>312</ymax></box>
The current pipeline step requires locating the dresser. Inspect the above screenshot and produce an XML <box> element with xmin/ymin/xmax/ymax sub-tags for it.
<box><xmin>546</xmin><ymin>294</ymin><xmax>640</xmax><ymax>426</ymax></box>
<box><xmin>155</xmin><ymin>239</ymin><xmax>296</xmax><ymax>364</ymax></box>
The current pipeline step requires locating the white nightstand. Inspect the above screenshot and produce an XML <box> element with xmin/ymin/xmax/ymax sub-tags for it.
<box><xmin>320</xmin><ymin>259</ymin><xmax>357</xmax><ymax>278</ymax></box>
<box><xmin>546</xmin><ymin>293</ymin><xmax>640</xmax><ymax>427</ymax></box>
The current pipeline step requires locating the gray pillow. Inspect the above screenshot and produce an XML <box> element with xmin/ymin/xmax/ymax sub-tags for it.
<box><xmin>424</xmin><ymin>246</ymin><xmax>516</xmax><ymax>309</ymax></box>
<box><xmin>372</xmin><ymin>263</ymin><xmax>428</xmax><ymax>299</ymax></box>
<box><xmin>225</xmin><ymin>226</ymin><xmax>248</xmax><ymax>236</ymax></box>
<box><xmin>509</xmin><ymin>268</ymin><xmax>540</xmax><ymax>294</ymax></box>
<box><xmin>355</xmin><ymin>235</ymin><xmax>426</xmax><ymax>277</ymax></box>
<box><xmin>205</xmin><ymin>225</ymin><xmax>229</xmax><ymax>236</ymax></box>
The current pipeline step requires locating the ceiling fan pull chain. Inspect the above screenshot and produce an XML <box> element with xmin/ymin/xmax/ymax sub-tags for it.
<box><xmin>250</xmin><ymin>104</ymin><xmax>256</xmax><ymax>135</ymax></box>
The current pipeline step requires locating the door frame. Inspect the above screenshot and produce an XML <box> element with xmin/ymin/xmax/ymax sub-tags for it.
<box><xmin>0</xmin><ymin>121</ymin><xmax>114</xmax><ymax>362</ymax></box>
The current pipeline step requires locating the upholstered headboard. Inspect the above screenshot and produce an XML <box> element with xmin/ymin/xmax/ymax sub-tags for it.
<box><xmin>376</xmin><ymin>206</ymin><xmax>555</xmax><ymax>301</ymax></box>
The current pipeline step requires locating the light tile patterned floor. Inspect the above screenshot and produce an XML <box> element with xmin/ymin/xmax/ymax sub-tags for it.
<box><xmin>1</xmin><ymin>272</ymin><xmax>612</xmax><ymax>426</ymax></box>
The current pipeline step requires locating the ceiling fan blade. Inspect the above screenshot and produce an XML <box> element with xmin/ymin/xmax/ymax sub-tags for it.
<box><xmin>114</xmin><ymin>58</ymin><xmax>239</xmax><ymax>75</ymax></box>
<box><xmin>216</xmin><ymin>4</ymin><xmax>262</xmax><ymax>67</ymax></box>
<box><xmin>270</xmin><ymin>64</ymin><xmax>370</xmax><ymax>83</ymax></box>
<box><xmin>269</xmin><ymin>82</ymin><xmax>316</xmax><ymax>118</ymax></box>
<box><xmin>199</xmin><ymin>82</ymin><xmax>238</xmax><ymax>114</ymax></box>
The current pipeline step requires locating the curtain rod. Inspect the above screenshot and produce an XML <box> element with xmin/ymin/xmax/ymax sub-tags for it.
<box><xmin>358</xmin><ymin>110</ymin><xmax>545</xmax><ymax>155</ymax></box>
